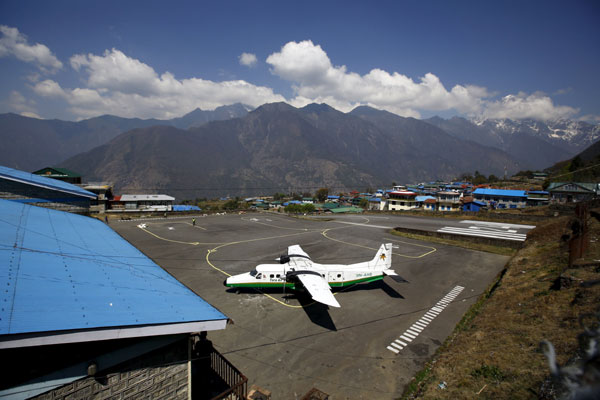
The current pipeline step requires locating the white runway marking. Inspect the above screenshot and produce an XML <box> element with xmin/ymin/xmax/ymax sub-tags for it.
<box><xmin>387</xmin><ymin>285</ymin><xmax>465</xmax><ymax>354</ymax></box>
<box><xmin>437</xmin><ymin>220</ymin><xmax>535</xmax><ymax>242</ymax></box>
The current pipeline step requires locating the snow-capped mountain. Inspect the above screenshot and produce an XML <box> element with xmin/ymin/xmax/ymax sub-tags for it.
<box><xmin>425</xmin><ymin>116</ymin><xmax>600</xmax><ymax>170</ymax></box>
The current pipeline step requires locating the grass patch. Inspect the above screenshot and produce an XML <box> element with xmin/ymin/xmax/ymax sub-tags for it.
<box><xmin>407</xmin><ymin>215</ymin><xmax>600</xmax><ymax>399</ymax></box>
<box><xmin>389</xmin><ymin>229</ymin><xmax>516</xmax><ymax>256</ymax></box>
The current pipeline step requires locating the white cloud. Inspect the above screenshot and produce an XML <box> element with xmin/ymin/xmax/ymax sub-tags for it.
<box><xmin>266</xmin><ymin>40</ymin><xmax>577</xmax><ymax>121</ymax></box>
<box><xmin>238</xmin><ymin>52</ymin><xmax>257</xmax><ymax>67</ymax></box>
<box><xmin>34</xmin><ymin>49</ymin><xmax>285</xmax><ymax>119</ymax></box>
<box><xmin>0</xmin><ymin>25</ymin><xmax>62</xmax><ymax>72</ymax></box>
<box><xmin>482</xmin><ymin>92</ymin><xmax>578</xmax><ymax>120</ymax></box>
<box><xmin>5</xmin><ymin>90</ymin><xmax>40</xmax><ymax>117</ymax></box>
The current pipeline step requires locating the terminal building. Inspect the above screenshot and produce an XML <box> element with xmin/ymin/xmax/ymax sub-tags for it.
<box><xmin>0</xmin><ymin>199</ymin><xmax>245</xmax><ymax>399</ymax></box>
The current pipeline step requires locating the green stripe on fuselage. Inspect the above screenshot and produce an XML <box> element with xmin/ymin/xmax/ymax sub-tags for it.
<box><xmin>225</xmin><ymin>274</ymin><xmax>384</xmax><ymax>290</ymax></box>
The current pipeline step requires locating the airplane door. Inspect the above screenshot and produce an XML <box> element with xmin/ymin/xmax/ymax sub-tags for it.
<box><xmin>328</xmin><ymin>271</ymin><xmax>344</xmax><ymax>283</ymax></box>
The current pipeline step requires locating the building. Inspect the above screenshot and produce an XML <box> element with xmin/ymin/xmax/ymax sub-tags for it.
<box><xmin>527</xmin><ymin>190</ymin><xmax>550</xmax><ymax>207</ymax></box>
<box><xmin>387</xmin><ymin>190</ymin><xmax>418</xmax><ymax>211</ymax></box>
<box><xmin>368</xmin><ymin>197</ymin><xmax>385</xmax><ymax>211</ymax></box>
<box><xmin>0</xmin><ymin>199</ymin><xmax>243</xmax><ymax>400</ymax></box>
<box><xmin>436</xmin><ymin>191</ymin><xmax>461</xmax><ymax>212</ymax></box>
<box><xmin>81</xmin><ymin>182</ymin><xmax>114</xmax><ymax>213</ymax></box>
<box><xmin>547</xmin><ymin>182</ymin><xmax>599</xmax><ymax>203</ymax></box>
<box><xmin>32</xmin><ymin>167</ymin><xmax>82</xmax><ymax>184</ymax></box>
<box><xmin>0</xmin><ymin>165</ymin><xmax>96</xmax><ymax>214</ymax></box>
<box><xmin>472</xmin><ymin>188</ymin><xmax>528</xmax><ymax>209</ymax></box>
<box><xmin>110</xmin><ymin>194</ymin><xmax>175</xmax><ymax>212</ymax></box>
<box><xmin>462</xmin><ymin>199</ymin><xmax>487</xmax><ymax>212</ymax></box>
<box><xmin>423</xmin><ymin>198</ymin><xmax>438</xmax><ymax>211</ymax></box>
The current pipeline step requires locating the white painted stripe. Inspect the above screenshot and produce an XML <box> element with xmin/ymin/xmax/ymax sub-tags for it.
<box><xmin>424</xmin><ymin>311</ymin><xmax>436</xmax><ymax>317</ymax></box>
<box><xmin>432</xmin><ymin>306</ymin><xmax>444</xmax><ymax>312</ymax></box>
<box><xmin>407</xmin><ymin>327</ymin><xmax>421</xmax><ymax>335</ymax></box>
<box><xmin>428</xmin><ymin>310</ymin><xmax>440</xmax><ymax>316</ymax></box>
<box><xmin>410</xmin><ymin>325</ymin><xmax>423</xmax><ymax>332</ymax></box>
<box><xmin>400</xmin><ymin>335</ymin><xmax>413</xmax><ymax>342</ymax></box>
<box><xmin>391</xmin><ymin>342</ymin><xmax>403</xmax><ymax>350</ymax></box>
<box><xmin>415</xmin><ymin>321</ymin><xmax>428</xmax><ymax>328</ymax></box>
<box><xmin>403</xmin><ymin>331</ymin><xmax>417</xmax><ymax>339</ymax></box>
<box><xmin>387</xmin><ymin>346</ymin><xmax>399</xmax><ymax>354</ymax></box>
<box><xmin>437</xmin><ymin>227</ymin><xmax>525</xmax><ymax>241</ymax></box>
<box><xmin>460</xmin><ymin>220</ymin><xmax>536</xmax><ymax>229</ymax></box>
<box><xmin>439</xmin><ymin>226</ymin><xmax>527</xmax><ymax>239</ymax></box>
<box><xmin>395</xmin><ymin>339</ymin><xmax>407</xmax><ymax>346</ymax></box>
<box><xmin>440</xmin><ymin>226</ymin><xmax>528</xmax><ymax>237</ymax></box>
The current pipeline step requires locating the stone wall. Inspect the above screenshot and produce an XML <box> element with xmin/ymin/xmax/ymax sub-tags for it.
<box><xmin>32</xmin><ymin>338</ymin><xmax>190</xmax><ymax>400</ymax></box>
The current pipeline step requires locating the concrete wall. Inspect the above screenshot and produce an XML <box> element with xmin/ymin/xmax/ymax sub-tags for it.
<box><xmin>32</xmin><ymin>338</ymin><xmax>190</xmax><ymax>400</ymax></box>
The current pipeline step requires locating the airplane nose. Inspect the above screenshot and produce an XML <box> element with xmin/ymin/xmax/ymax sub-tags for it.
<box><xmin>223</xmin><ymin>279</ymin><xmax>227</xmax><ymax>286</ymax></box>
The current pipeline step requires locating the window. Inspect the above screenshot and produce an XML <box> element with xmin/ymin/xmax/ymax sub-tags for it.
<box><xmin>276</xmin><ymin>274</ymin><xmax>281</xmax><ymax>278</ymax></box>
<box><xmin>337</xmin><ymin>274</ymin><xmax>341</xmax><ymax>278</ymax></box>
<box><xmin>250</xmin><ymin>270</ymin><xmax>257</xmax><ymax>277</ymax></box>
<box><xmin>256</xmin><ymin>273</ymin><xmax>262</xmax><ymax>279</ymax></box>
<box><xmin>270</xmin><ymin>274</ymin><xmax>274</xmax><ymax>278</ymax></box>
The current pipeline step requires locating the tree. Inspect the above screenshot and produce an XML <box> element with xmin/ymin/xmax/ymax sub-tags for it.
<box><xmin>273</xmin><ymin>192</ymin><xmax>285</xmax><ymax>201</ymax></box>
<box><xmin>316</xmin><ymin>188</ymin><xmax>329</xmax><ymax>202</ymax></box>
<box><xmin>359</xmin><ymin>198</ymin><xmax>369</xmax><ymax>209</ymax></box>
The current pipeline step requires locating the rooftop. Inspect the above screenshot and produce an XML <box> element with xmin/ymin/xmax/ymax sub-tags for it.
<box><xmin>0</xmin><ymin>165</ymin><xmax>96</xmax><ymax>199</ymax></box>
<box><xmin>472</xmin><ymin>188</ymin><xmax>527</xmax><ymax>197</ymax></box>
<box><xmin>119</xmin><ymin>194</ymin><xmax>175</xmax><ymax>201</ymax></box>
<box><xmin>0</xmin><ymin>200</ymin><xmax>227</xmax><ymax>349</ymax></box>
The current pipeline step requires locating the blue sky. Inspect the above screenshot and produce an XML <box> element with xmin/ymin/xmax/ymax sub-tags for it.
<box><xmin>0</xmin><ymin>0</ymin><xmax>598</xmax><ymax>121</ymax></box>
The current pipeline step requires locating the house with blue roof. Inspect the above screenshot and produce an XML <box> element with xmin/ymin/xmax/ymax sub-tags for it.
<box><xmin>0</xmin><ymin>165</ymin><xmax>96</xmax><ymax>214</ymax></box>
<box><xmin>0</xmin><ymin>200</ymin><xmax>244</xmax><ymax>399</ymax></box>
<box><xmin>473</xmin><ymin>188</ymin><xmax>527</xmax><ymax>209</ymax></box>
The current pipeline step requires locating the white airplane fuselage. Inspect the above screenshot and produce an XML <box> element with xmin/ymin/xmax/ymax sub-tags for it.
<box><xmin>225</xmin><ymin>243</ymin><xmax>395</xmax><ymax>290</ymax></box>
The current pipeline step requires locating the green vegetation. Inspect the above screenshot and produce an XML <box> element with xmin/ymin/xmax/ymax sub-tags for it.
<box><xmin>284</xmin><ymin>203</ymin><xmax>315</xmax><ymax>213</ymax></box>
<box><xmin>404</xmin><ymin>214</ymin><xmax>600</xmax><ymax>399</ymax></box>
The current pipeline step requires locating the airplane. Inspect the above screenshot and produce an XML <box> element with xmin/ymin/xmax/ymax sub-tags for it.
<box><xmin>224</xmin><ymin>243</ymin><xmax>401</xmax><ymax>307</ymax></box>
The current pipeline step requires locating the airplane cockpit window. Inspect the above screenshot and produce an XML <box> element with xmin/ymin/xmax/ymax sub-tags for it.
<box><xmin>249</xmin><ymin>270</ymin><xmax>257</xmax><ymax>277</ymax></box>
<box><xmin>256</xmin><ymin>273</ymin><xmax>263</xmax><ymax>279</ymax></box>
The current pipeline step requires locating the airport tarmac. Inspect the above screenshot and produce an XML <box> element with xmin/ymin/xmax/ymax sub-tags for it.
<box><xmin>112</xmin><ymin>212</ymin><xmax>511</xmax><ymax>399</ymax></box>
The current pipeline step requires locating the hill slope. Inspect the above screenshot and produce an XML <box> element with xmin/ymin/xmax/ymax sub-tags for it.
<box><xmin>60</xmin><ymin>103</ymin><xmax>523</xmax><ymax>199</ymax></box>
<box><xmin>0</xmin><ymin>104</ymin><xmax>251</xmax><ymax>171</ymax></box>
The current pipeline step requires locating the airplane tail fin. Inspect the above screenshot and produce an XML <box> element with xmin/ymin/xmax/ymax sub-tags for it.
<box><xmin>369</xmin><ymin>243</ymin><xmax>392</xmax><ymax>270</ymax></box>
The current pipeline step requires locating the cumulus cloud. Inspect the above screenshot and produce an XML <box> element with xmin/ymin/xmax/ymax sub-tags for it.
<box><xmin>482</xmin><ymin>92</ymin><xmax>578</xmax><ymax>120</ymax></box>
<box><xmin>34</xmin><ymin>48</ymin><xmax>285</xmax><ymax>119</ymax></box>
<box><xmin>0</xmin><ymin>25</ymin><xmax>62</xmax><ymax>72</ymax></box>
<box><xmin>4</xmin><ymin>90</ymin><xmax>40</xmax><ymax>118</ymax></box>
<box><xmin>238</xmin><ymin>52</ymin><xmax>257</xmax><ymax>67</ymax></box>
<box><xmin>266</xmin><ymin>40</ymin><xmax>577</xmax><ymax>121</ymax></box>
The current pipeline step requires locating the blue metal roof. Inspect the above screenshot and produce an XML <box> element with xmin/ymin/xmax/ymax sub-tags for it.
<box><xmin>0</xmin><ymin>200</ymin><xmax>226</xmax><ymax>337</ymax></box>
<box><xmin>0</xmin><ymin>165</ymin><xmax>96</xmax><ymax>199</ymax></box>
<box><xmin>473</xmin><ymin>188</ymin><xmax>527</xmax><ymax>197</ymax></box>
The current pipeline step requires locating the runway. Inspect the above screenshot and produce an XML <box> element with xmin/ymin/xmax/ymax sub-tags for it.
<box><xmin>113</xmin><ymin>212</ymin><xmax>510</xmax><ymax>399</ymax></box>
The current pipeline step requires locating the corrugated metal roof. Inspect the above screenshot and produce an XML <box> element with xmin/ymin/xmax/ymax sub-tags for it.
<box><xmin>0</xmin><ymin>165</ymin><xmax>96</xmax><ymax>199</ymax></box>
<box><xmin>120</xmin><ymin>194</ymin><xmax>175</xmax><ymax>201</ymax></box>
<box><xmin>472</xmin><ymin>188</ymin><xmax>527</xmax><ymax>197</ymax></box>
<box><xmin>0</xmin><ymin>199</ymin><xmax>226</xmax><ymax>338</ymax></box>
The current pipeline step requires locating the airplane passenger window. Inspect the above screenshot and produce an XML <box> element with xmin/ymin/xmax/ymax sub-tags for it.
<box><xmin>276</xmin><ymin>274</ymin><xmax>280</xmax><ymax>278</ymax></box>
<box><xmin>270</xmin><ymin>274</ymin><xmax>274</xmax><ymax>278</ymax></box>
<box><xmin>337</xmin><ymin>274</ymin><xmax>341</xmax><ymax>278</ymax></box>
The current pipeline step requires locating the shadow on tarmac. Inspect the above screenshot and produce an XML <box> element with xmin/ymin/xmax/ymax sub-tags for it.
<box><xmin>338</xmin><ymin>279</ymin><xmax>406</xmax><ymax>299</ymax></box>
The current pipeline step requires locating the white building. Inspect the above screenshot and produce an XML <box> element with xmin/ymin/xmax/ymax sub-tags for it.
<box><xmin>116</xmin><ymin>194</ymin><xmax>175</xmax><ymax>211</ymax></box>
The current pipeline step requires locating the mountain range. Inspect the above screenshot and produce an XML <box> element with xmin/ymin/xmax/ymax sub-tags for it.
<box><xmin>0</xmin><ymin>103</ymin><xmax>598</xmax><ymax>199</ymax></box>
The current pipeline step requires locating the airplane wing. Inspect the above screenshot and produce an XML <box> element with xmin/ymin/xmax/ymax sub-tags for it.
<box><xmin>287</xmin><ymin>245</ymin><xmax>310</xmax><ymax>260</ymax></box>
<box><xmin>296</xmin><ymin>273</ymin><xmax>341</xmax><ymax>308</ymax></box>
